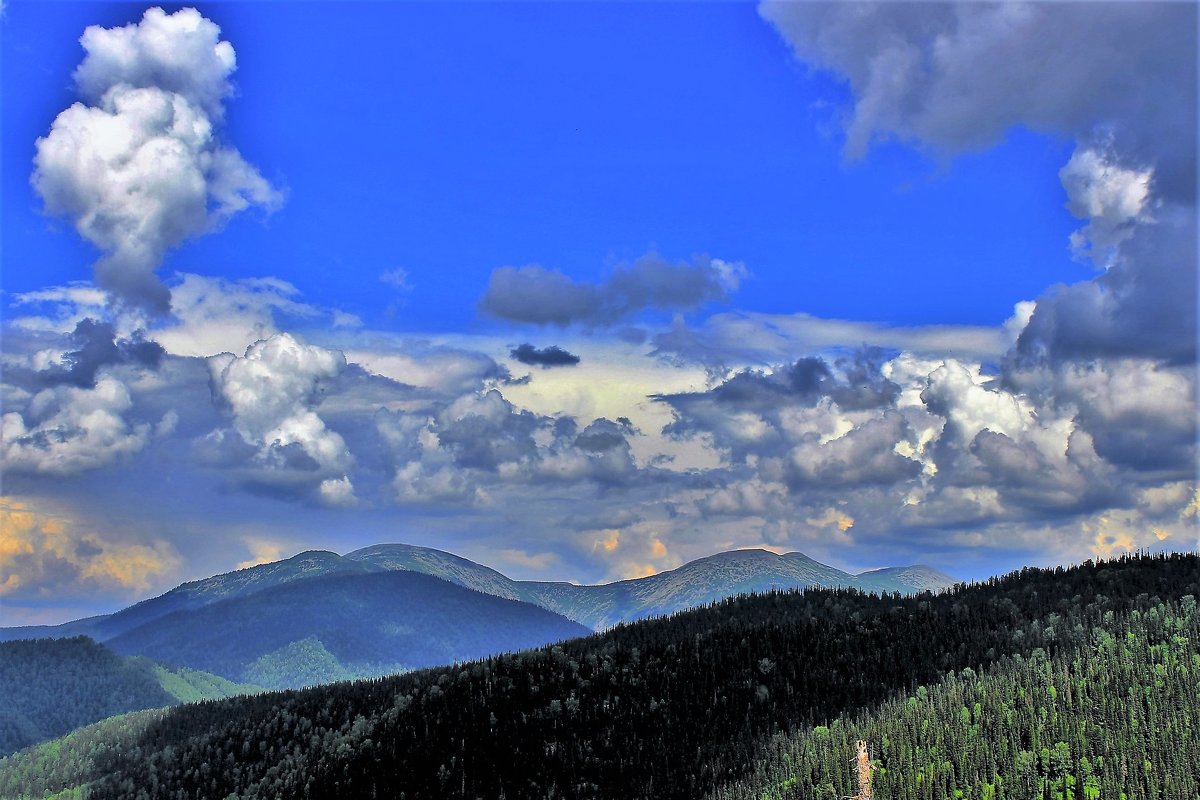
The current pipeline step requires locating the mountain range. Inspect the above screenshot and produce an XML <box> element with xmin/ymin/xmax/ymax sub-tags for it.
<box><xmin>0</xmin><ymin>544</ymin><xmax>954</xmax><ymax>690</ymax></box>
<box><xmin>1</xmin><ymin>543</ymin><xmax>954</xmax><ymax>641</ymax></box>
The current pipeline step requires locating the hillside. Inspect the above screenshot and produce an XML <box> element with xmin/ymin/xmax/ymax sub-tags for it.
<box><xmin>106</xmin><ymin>571</ymin><xmax>591</xmax><ymax>689</ymax></box>
<box><xmin>713</xmin><ymin>597</ymin><xmax>1200</xmax><ymax>800</ymax></box>
<box><xmin>2</xmin><ymin>553</ymin><xmax>1192</xmax><ymax>800</ymax></box>
<box><xmin>0</xmin><ymin>637</ymin><xmax>257</xmax><ymax>757</ymax></box>
<box><xmin>0</xmin><ymin>551</ymin><xmax>378</xmax><ymax>644</ymax></box>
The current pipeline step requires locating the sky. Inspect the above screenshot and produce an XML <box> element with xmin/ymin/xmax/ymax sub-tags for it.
<box><xmin>1</xmin><ymin>1</ymin><xmax>1196</xmax><ymax>626</ymax></box>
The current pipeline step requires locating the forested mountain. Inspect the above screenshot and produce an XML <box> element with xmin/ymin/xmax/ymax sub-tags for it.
<box><xmin>106</xmin><ymin>571</ymin><xmax>591</xmax><ymax>689</ymax></box>
<box><xmin>0</xmin><ymin>637</ymin><xmax>257</xmax><ymax>757</ymax></box>
<box><xmin>1</xmin><ymin>553</ymin><xmax>1192</xmax><ymax>800</ymax></box>
<box><xmin>0</xmin><ymin>544</ymin><xmax>955</xmax><ymax>646</ymax></box>
<box><xmin>713</xmin><ymin>597</ymin><xmax>1200</xmax><ymax>800</ymax></box>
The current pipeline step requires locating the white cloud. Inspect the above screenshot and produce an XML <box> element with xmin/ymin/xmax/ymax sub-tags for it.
<box><xmin>32</xmin><ymin>8</ymin><xmax>281</xmax><ymax>313</ymax></box>
<box><xmin>207</xmin><ymin>333</ymin><xmax>353</xmax><ymax>489</ymax></box>
<box><xmin>1059</xmin><ymin>145</ymin><xmax>1154</xmax><ymax>268</ymax></box>
<box><xmin>2</xmin><ymin>375</ymin><xmax>149</xmax><ymax>476</ymax></box>
<box><xmin>154</xmin><ymin>274</ymin><xmax>321</xmax><ymax>358</ymax></box>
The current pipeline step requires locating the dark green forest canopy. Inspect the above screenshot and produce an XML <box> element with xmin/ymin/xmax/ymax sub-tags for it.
<box><xmin>1</xmin><ymin>552</ymin><xmax>1196</xmax><ymax>800</ymax></box>
<box><xmin>0</xmin><ymin>637</ymin><xmax>256</xmax><ymax>758</ymax></box>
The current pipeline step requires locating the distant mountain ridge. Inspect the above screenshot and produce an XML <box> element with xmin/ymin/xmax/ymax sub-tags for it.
<box><xmin>345</xmin><ymin>543</ymin><xmax>956</xmax><ymax>628</ymax></box>
<box><xmin>0</xmin><ymin>544</ymin><xmax>956</xmax><ymax>643</ymax></box>
<box><xmin>104</xmin><ymin>571</ymin><xmax>591</xmax><ymax>689</ymax></box>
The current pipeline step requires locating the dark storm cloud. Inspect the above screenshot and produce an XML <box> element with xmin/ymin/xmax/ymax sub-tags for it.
<box><xmin>8</xmin><ymin>319</ymin><xmax>164</xmax><ymax>390</ymax></box>
<box><xmin>661</xmin><ymin>351</ymin><xmax>900</xmax><ymax>417</ymax></box>
<box><xmin>1013</xmin><ymin>212</ymin><xmax>1198</xmax><ymax>365</ymax></box>
<box><xmin>510</xmin><ymin>344</ymin><xmax>581</xmax><ymax>368</ymax></box>
<box><xmin>479</xmin><ymin>253</ymin><xmax>745</xmax><ymax>327</ymax></box>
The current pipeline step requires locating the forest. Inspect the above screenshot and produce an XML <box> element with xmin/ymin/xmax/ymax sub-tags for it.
<box><xmin>713</xmin><ymin>597</ymin><xmax>1200</xmax><ymax>800</ymax></box>
<box><xmin>0</xmin><ymin>552</ymin><xmax>1196</xmax><ymax>799</ymax></box>
<box><xmin>0</xmin><ymin>637</ymin><xmax>257</xmax><ymax>757</ymax></box>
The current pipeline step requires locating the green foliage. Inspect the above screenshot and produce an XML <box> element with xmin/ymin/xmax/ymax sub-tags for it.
<box><xmin>1</xmin><ymin>553</ymin><xmax>1196</xmax><ymax>800</ymax></box>
<box><xmin>715</xmin><ymin>598</ymin><xmax>1200</xmax><ymax>800</ymax></box>
<box><xmin>0</xmin><ymin>637</ymin><xmax>258</xmax><ymax>758</ymax></box>
<box><xmin>0</xmin><ymin>709</ymin><xmax>165</xmax><ymax>799</ymax></box>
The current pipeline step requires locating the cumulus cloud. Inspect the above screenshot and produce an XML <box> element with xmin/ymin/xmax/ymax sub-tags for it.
<box><xmin>206</xmin><ymin>333</ymin><xmax>354</xmax><ymax>499</ymax></box>
<box><xmin>32</xmin><ymin>7</ymin><xmax>282</xmax><ymax>313</ymax></box>
<box><xmin>510</xmin><ymin>343</ymin><xmax>581</xmax><ymax>368</ymax></box>
<box><xmin>2</xmin><ymin>376</ymin><xmax>151</xmax><ymax>476</ymax></box>
<box><xmin>480</xmin><ymin>253</ymin><xmax>746</xmax><ymax>327</ymax></box>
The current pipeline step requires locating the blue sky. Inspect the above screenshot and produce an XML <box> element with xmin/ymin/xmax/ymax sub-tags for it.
<box><xmin>1</xmin><ymin>2</ymin><xmax>1195</xmax><ymax>625</ymax></box>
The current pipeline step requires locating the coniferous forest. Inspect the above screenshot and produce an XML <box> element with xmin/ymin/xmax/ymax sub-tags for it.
<box><xmin>0</xmin><ymin>637</ymin><xmax>258</xmax><ymax>758</ymax></box>
<box><xmin>713</xmin><ymin>597</ymin><xmax>1200</xmax><ymax>800</ymax></box>
<box><xmin>0</xmin><ymin>553</ymin><xmax>1196</xmax><ymax>799</ymax></box>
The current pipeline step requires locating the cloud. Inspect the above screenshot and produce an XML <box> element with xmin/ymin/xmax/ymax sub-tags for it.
<box><xmin>0</xmin><ymin>497</ymin><xmax>181</xmax><ymax>603</ymax></box>
<box><xmin>32</xmin><ymin>7</ymin><xmax>282</xmax><ymax>313</ymax></box>
<box><xmin>153</xmin><ymin>274</ymin><xmax>327</xmax><ymax>358</ymax></box>
<box><xmin>480</xmin><ymin>253</ymin><xmax>746</xmax><ymax>326</ymax></box>
<box><xmin>6</xmin><ymin>318</ymin><xmax>163</xmax><ymax>390</ymax></box>
<box><xmin>1013</xmin><ymin>206</ymin><xmax>1197</xmax><ymax>365</ymax></box>
<box><xmin>206</xmin><ymin>333</ymin><xmax>354</xmax><ymax>498</ymax></box>
<box><xmin>380</xmin><ymin>268</ymin><xmax>412</xmax><ymax>293</ymax></box>
<box><xmin>759</xmin><ymin>1</ymin><xmax>1195</xmax><ymax>192</ymax></box>
<box><xmin>2</xmin><ymin>376</ymin><xmax>151</xmax><ymax>476</ymax></box>
<box><xmin>510</xmin><ymin>343</ymin><xmax>581</xmax><ymax>368</ymax></box>
<box><xmin>653</xmin><ymin>310</ymin><xmax>1008</xmax><ymax>371</ymax></box>
<box><xmin>1059</xmin><ymin>144</ymin><xmax>1154</xmax><ymax>269</ymax></box>
<box><xmin>348</xmin><ymin>340</ymin><xmax>512</xmax><ymax>398</ymax></box>
<box><xmin>760</xmin><ymin>2</ymin><xmax>1196</xmax><ymax>369</ymax></box>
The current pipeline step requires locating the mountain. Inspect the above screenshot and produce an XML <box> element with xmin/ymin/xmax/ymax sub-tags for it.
<box><xmin>105</xmin><ymin>571</ymin><xmax>591</xmax><ymax>689</ymax></box>
<box><xmin>0</xmin><ymin>636</ymin><xmax>258</xmax><ymax>756</ymax></box>
<box><xmin>3</xmin><ymin>553</ymin><xmax>1194</xmax><ymax>800</ymax></box>
<box><xmin>0</xmin><ymin>550</ymin><xmax>377</xmax><ymax>644</ymax></box>
<box><xmin>0</xmin><ymin>545</ymin><xmax>955</xmax><ymax>645</ymax></box>
<box><xmin>855</xmin><ymin>563</ymin><xmax>959</xmax><ymax>593</ymax></box>
<box><xmin>348</xmin><ymin>543</ymin><xmax>957</xmax><ymax>629</ymax></box>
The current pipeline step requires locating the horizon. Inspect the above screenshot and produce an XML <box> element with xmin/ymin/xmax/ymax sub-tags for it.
<box><xmin>2</xmin><ymin>2</ymin><xmax>1196</xmax><ymax>626</ymax></box>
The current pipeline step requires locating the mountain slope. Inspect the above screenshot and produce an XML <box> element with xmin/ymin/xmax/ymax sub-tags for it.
<box><xmin>5</xmin><ymin>553</ymin><xmax>1191</xmax><ymax>800</ymax></box>
<box><xmin>0</xmin><ymin>636</ymin><xmax>257</xmax><ymax>757</ymax></box>
<box><xmin>0</xmin><ymin>550</ymin><xmax>376</xmax><ymax>644</ymax></box>
<box><xmin>349</xmin><ymin>544</ymin><xmax>957</xmax><ymax>629</ymax></box>
<box><xmin>106</xmin><ymin>571</ymin><xmax>591</xmax><ymax>689</ymax></box>
<box><xmin>1</xmin><ymin>545</ymin><xmax>955</xmax><ymax>647</ymax></box>
<box><xmin>713</xmin><ymin>596</ymin><xmax>1200</xmax><ymax>800</ymax></box>
<box><xmin>855</xmin><ymin>564</ymin><xmax>958</xmax><ymax>593</ymax></box>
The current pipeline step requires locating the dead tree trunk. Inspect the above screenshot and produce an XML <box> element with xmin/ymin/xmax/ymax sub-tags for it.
<box><xmin>845</xmin><ymin>740</ymin><xmax>872</xmax><ymax>800</ymax></box>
